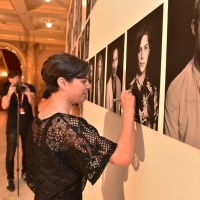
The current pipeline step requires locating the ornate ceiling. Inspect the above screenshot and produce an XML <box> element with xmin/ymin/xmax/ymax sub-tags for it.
<box><xmin>0</xmin><ymin>0</ymin><xmax>71</xmax><ymax>45</ymax></box>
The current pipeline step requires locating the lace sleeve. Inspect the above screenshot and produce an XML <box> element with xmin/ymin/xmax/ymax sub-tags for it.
<box><xmin>47</xmin><ymin>114</ymin><xmax>117</xmax><ymax>185</ymax></box>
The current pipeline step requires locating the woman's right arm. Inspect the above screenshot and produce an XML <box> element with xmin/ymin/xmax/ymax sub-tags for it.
<box><xmin>109</xmin><ymin>90</ymin><xmax>136</xmax><ymax>166</ymax></box>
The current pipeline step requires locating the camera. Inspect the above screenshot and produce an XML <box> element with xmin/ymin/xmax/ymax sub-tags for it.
<box><xmin>15</xmin><ymin>84</ymin><xmax>26</xmax><ymax>93</ymax></box>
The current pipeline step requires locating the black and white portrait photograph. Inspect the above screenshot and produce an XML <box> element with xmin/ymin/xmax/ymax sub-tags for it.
<box><xmin>78</xmin><ymin>37</ymin><xmax>81</xmax><ymax>58</ymax></box>
<box><xmin>86</xmin><ymin>0</ymin><xmax>91</xmax><ymax>20</ymax></box>
<box><xmin>84</xmin><ymin>20</ymin><xmax>90</xmax><ymax>60</ymax></box>
<box><xmin>78</xmin><ymin>0</ymin><xmax>82</xmax><ymax>37</ymax></box>
<box><xmin>91</xmin><ymin>0</ymin><xmax>97</xmax><ymax>10</ymax></box>
<box><xmin>67</xmin><ymin>38</ymin><xmax>71</xmax><ymax>54</ymax></box>
<box><xmin>95</xmin><ymin>48</ymin><xmax>106</xmax><ymax>107</ymax></box>
<box><xmin>71</xmin><ymin>46</ymin><xmax>76</xmax><ymax>56</ymax></box>
<box><xmin>75</xmin><ymin>0</ymin><xmax>79</xmax><ymax>22</ymax></box>
<box><xmin>88</xmin><ymin>56</ymin><xmax>95</xmax><ymax>102</ymax></box>
<box><xmin>81</xmin><ymin>30</ymin><xmax>85</xmax><ymax>60</ymax></box>
<box><xmin>73</xmin><ymin>19</ymin><xmax>78</xmax><ymax>46</ymax></box>
<box><xmin>105</xmin><ymin>34</ymin><xmax>125</xmax><ymax>115</ymax></box>
<box><xmin>164</xmin><ymin>0</ymin><xmax>200</xmax><ymax>150</ymax></box>
<box><xmin>126</xmin><ymin>4</ymin><xmax>163</xmax><ymax>130</ymax></box>
<box><xmin>69</xmin><ymin>0</ymin><xmax>74</xmax><ymax>30</ymax></box>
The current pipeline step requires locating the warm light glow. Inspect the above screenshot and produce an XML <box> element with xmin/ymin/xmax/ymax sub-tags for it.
<box><xmin>0</xmin><ymin>71</ymin><xmax>8</xmax><ymax>77</ymax></box>
<box><xmin>46</xmin><ymin>21</ymin><xmax>52</xmax><ymax>28</ymax></box>
<box><xmin>45</xmin><ymin>0</ymin><xmax>51</xmax><ymax>2</ymax></box>
<box><xmin>81</xmin><ymin>25</ymin><xmax>84</xmax><ymax>31</ymax></box>
<box><xmin>82</xmin><ymin>0</ymin><xmax>86</xmax><ymax>7</ymax></box>
<box><xmin>43</xmin><ymin>19</ymin><xmax>55</xmax><ymax>28</ymax></box>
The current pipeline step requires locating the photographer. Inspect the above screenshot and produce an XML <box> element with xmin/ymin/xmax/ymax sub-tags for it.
<box><xmin>1</xmin><ymin>70</ymin><xmax>35</xmax><ymax>192</ymax></box>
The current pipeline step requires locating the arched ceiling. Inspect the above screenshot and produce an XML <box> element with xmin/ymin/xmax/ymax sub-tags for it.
<box><xmin>0</xmin><ymin>0</ymin><xmax>71</xmax><ymax>45</ymax></box>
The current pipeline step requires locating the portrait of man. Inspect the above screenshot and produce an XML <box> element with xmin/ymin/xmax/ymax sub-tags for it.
<box><xmin>81</xmin><ymin>30</ymin><xmax>85</xmax><ymax>60</ymax></box>
<box><xmin>88</xmin><ymin>56</ymin><xmax>95</xmax><ymax>102</ymax></box>
<box><xmin>165</xmin><ymin>0</ymin><xmax>200</xmax><ymax>150</ymax></box>
<box><xmin>78</xmin><ymin>1</ymin><xmax>82</xmax><ymax>36</ymax></box>
<box><xmin>73</xmin><ymin>20</ymin><xmax>78</xmax><ymax>46</ymax></box>
<box><xmin>95</xmin><ymin>48</ymin><xmax>106</xmax><ymax>107</ymax></box>
<box><xmin>78</xmin><ymin>37</ymin><xmax>81</xmax><ymax>58</ymax></box>
<box><xmin>75</xmin><ymin>0</ymin><xmax>79</xmax><ymax>21</ymax></box>
<box><xmin>84</xmin><ymin>20</ymin><xmax>90</xmax><ymax>60</ymax></box>
<box><xmin>86</xmin><ymin>0</ymin><xmax>91</xmax><ymax>20</ymax></box>
<box><xmin>106</xmin><ymin>34</ymin><xmax>124</xmax><ymax>114</ymax></box>
<box><xmin>71</xmin><ymin>47</ymin><xmax>76</xmax><ymax>56</ymax></box>
<box><xmin>67</xmin><ymin>39</ymin><xmax>71</xmax><ymax>55</ymax></box>
<box><xmin>126</xmin><ymin>4</ymin><xmax>163</xmax><ymax>130</ymax></box>
<box><xmin>68</xmin><ymin>0</ymin><xmax>74</xmax><ymax>37</ymax></box>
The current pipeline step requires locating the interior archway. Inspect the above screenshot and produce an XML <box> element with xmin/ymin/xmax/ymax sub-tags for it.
<box><xmin>0</xmin><ymin>42</ymin><xmax>26</xmax><ymax>73</ymax></box>
<box><xmin>0</xmin><ymin>42</ymin><xmax>27</xmax><ymax>87</ymax></box>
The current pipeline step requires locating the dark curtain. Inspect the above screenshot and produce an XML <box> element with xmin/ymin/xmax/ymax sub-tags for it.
<box><xmin>2</xmin><ymin>49</ymin><xmax>21</xmax><ymax>75</ymax></box>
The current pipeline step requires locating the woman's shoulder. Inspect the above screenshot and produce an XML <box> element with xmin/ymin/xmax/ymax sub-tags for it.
<box><xmin>56</xmin><ymin>113</ymin><xmax>88</xmax><ymax>126</ymax></box>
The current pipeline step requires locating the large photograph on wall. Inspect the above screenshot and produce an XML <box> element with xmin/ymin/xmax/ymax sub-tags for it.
<box><xmin>126</xmin><ymin>4</ymin><xmax>163</xmax><ymax>131</ymax></box>
<box><xmin>80</xmin><ymin>30</ymin><xmax>85</xmax><ymax>60</ymax></box>
<box><xmin>105</xmin><ymin>34</ymin><xmax>125</xmax><ymax>115</ymax></box>
<box><xmin>94</xmin><ymin>48</ymin><xmax>106</xmax><ymax>107</ymax></box>
<box><xmin>164</xmin><ymin>0</ymin><xmax>200</xmax><ymax>150</ymax></box>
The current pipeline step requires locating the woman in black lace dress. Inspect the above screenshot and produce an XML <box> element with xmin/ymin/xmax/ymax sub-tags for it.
<box><xmin>26</xmin><ymin>53</ymin><xmax>136</xmax><ymax>200</ymax></box>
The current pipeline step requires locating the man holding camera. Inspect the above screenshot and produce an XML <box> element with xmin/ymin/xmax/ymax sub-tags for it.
<box><xmin>1</xmin><ymin>70</ymin><xmax>35</xmax><ymax>191</ymax></box>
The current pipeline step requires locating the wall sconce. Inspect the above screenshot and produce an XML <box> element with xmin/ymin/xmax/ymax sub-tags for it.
<box><xmin>0</xmin><ymin>71</ymin><xmax>8</xmax><ymax>77</ymax></box>
<box><xmin>43</xmin><ymin>19</ymin><xmax>55</xmax><ymax>28</ymax></box>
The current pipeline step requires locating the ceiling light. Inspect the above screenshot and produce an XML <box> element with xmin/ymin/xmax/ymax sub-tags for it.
<box><xmin>45</xmin><ymin>0</ymin><xmax>51</xmax><ymax>2</ymax></box>
<box><xmin>82</xmin><ymin>0</ymin><xmax>86</xmax><ymax>7</ymax></box>
<box><xmin>43</xmin><ymin>19</ymin><xmax>55</xmax><ymax>28</ymax></box>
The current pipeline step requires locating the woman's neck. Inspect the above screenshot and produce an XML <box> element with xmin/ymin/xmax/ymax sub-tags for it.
<box><xmin>39</xmin><ymin>92</ymin><xmax>71</xmax><ymax>120</ymax></box>
<box><xmin>49</xmin><ymin>92</ymin><xmax>71</xmax><ymax>114</ymax></box>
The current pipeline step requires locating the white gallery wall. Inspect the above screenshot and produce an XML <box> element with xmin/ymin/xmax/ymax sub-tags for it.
<box><xmin>67</xmin><ymin>0</ymin><xmax>200</xmax><ymax>199</ymax></box>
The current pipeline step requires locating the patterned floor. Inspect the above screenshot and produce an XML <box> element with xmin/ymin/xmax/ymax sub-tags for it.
<box><xmin>0</xmin><ymin>111</ymin><xmax>34</xmax><ymax>200</ymax></box>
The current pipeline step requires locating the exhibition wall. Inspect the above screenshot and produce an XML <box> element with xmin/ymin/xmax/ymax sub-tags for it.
<box><xmin>67</xmin><ymin>0</ymin><xmax>200</xmax><ymax>199</ymax></box>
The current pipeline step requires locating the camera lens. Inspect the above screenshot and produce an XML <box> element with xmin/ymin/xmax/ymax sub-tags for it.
<box><xmin>16</xmin><ymin>84</ymin><xmax>26</xmax><ymax>93</ymax></box>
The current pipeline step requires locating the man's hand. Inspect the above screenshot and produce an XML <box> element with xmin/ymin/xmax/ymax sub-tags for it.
<box><xmin>2</xmin><ymin>84</ymin><xmax>16</xmax><ymax>109</ymax></box>
<box><xmin>22</xmin><ymin>84</ymin><xmax>31</xmax><ymax>96</ymax></box>
<box><xmin>7</xmin><ymin>84</ymin><xmax>16</xmax><ymax>97</ymax></box>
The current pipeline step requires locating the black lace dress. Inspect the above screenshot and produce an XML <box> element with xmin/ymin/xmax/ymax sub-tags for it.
<box><xmin>26</xmin><ymin>113</ymin><xmax>117</xmax><ymax>200</ymax></box>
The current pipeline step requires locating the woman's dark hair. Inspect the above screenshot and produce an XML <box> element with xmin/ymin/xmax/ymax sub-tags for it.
<box><xmin>135</xmin><ymin>23</ymin><xmax>152</xmax><ymax>51</ymax></box>
<box><xmin>41</xmin><ymin>53</ymin><xmax>90</xmax><ymax>93</ymax></box>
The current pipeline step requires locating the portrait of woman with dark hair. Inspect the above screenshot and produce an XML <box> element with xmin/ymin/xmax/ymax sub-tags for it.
<box><xmin>128</xmin><ymin>23</ymin><xmax>159</xmax><ymax>130</ymax></box>
<box><xmin>126</xmin><ymin>5</ymin><xmax>163</xmax><ymax>131</ymax></box>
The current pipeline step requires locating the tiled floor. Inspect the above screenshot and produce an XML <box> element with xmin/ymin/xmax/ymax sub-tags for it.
<box><xmin>0</xmin><ymin>111</ymin><xmax>34</xmax><ymax>200</ymax></box>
